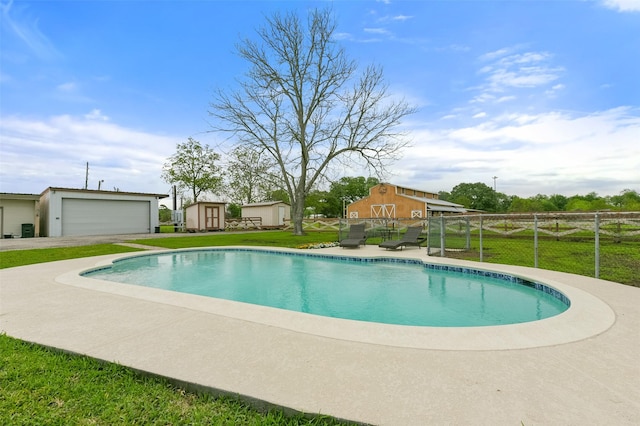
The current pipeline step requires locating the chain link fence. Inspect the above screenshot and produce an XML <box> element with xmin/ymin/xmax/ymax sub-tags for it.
<box><xmin>425</xmin><ymin>212</ymin><xmax>640</xmax><ymax>286</ymax></box>
<box><xmin>335</xmin><ymin>212</ymin><xmax>640</xmax><ymax>286</ymax></box>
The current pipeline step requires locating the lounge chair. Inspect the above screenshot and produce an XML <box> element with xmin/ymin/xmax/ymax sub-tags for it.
<box><xmin>340</xmin><ymin>223</ymin><xmax>367</xmax><ymax>248</ymax></box>
<box><xmin>379</xmin><ymin>226</ymin><xmax>425</xmax><ymax>250</ymax></box>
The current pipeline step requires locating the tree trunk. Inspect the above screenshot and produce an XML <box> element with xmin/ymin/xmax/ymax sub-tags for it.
<box><xmin>291</xmin><ymin>186</ymin><xmax>306</xmax><ymax>236</ymax></box>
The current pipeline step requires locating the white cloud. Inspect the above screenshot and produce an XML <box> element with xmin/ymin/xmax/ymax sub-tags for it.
<box><xmin>479</xmin><ymin>48</ymin><xmax>513</xmax><ymax>61</ymax></box>
<box><xmin>0</xmin><ymin>0</ymin><xmax>61</xmax><ymax>60</ymax></box>
<box><xmin>0</xmin><ymin>112</ymin><xmax>179</xmax><ymax>194</ymax></box>
<box><xmin>487</xmin><ymin>66</ymin><xmax>562</xmax><ymax>89</ymax></box>
<box><xmin>478</xmin><ymin>49</ymin><xmax>564</xmax><ymax>93</ymax></box>
<box><xmin>601</xmin><ymin>0</ymin><xmax>640</xmax><ymax>12</ymax></box>
<box><xmin>51</xmin><ymin>80</ymin><xmax>94</xmax><ymax>103</ymax></box>
<box><xmin>364</xmin><ymin>27</ymin><xmax>391</xmax><ymax>35</ymax></box>
<box><xmin>84</xmin><ymin>109</ymin><xmax>109</xmax><ymax>121</ymax></box>
<box><xmin>57</xmin><ymin>82</ymin><xmax>77</xmax><ymax>92</ymax></box>
<box><xmin>393</xmin><ymin>107</ymin><xmax>640</xmax><ymax>197</ymax></box>
<box><xmin>496</xmin><ymin>96</ymin><xmax>516</xmax><ymax>103</ymax></box>
<box><xmin>545</xmin><ymin>83</ymin><xmax>565</xmax><ymax>97</ymax></box>
<box><xmin>332</xmin><ymin>32</ymin><xmax>353</xmax><ymax>41</ymax></box>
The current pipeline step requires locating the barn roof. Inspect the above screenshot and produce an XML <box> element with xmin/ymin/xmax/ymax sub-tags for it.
<box><xmin>401</xmin><ymin>195</ymin><xmax>467</xmax><ymax>213</ymax></box>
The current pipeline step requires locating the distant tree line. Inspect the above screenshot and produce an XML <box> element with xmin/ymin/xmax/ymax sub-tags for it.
<box><xmin>438</xmin><ymin>182</ymin><xmax>640</xmax><ymax>213</ymax></box>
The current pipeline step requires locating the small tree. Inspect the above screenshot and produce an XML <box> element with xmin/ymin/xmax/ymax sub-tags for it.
<box><xmin>162</xmin><ymin>138</ymin><xmax>223</xmax><ymax>203</ymax></box>
<box><xmin>209</xmin><ymin>8</ymin><xmax>415</xmax><ymax>235</ymax></box>
<box><xmin>223</xmin><ymin>146</ymin><xmax>278</xmax><ymax>205</ymax></box>
<box><xmin>158</xmin><ymin>205</ymin><xmax>172</xmax><ymax>222</ymax></box>
<box><xmin>227</xmin><ymin>203</ymin><xmax>242</xmax><ymax>218</ymax></box>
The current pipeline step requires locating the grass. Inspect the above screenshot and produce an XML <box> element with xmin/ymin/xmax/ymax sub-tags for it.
<box><xmin>0</xmin><ymin>334</ymin><xmax>350</xmax><ymax>426</ymax></box>
<box><xmin>129</xmin><ymin>230</ymin><xmax>340</xmax><ymax>249</ymax></box>
<box><xmin>435</xmin><ymin>234</ymin><xmax>640</xmax><ymax>286</ymax></box>
<box><xmin>159</xmin><ymin>224</ymin><xmax>179</xmax><ymax>233</ymax></box>
<box><xmin>0</xmin><ymin>244</ymin><xmax>142</xmax><ymax>269</ymax></box>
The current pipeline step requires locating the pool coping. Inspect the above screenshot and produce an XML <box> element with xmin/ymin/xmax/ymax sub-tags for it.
<box><xmin>57</xmin><ymin>246</ymin><xmax>613</xmax><ymax>351</ymax></box>
<box><xmin>2</xmin><ymin>245</ymin><xmax>638</xmax><ymax>425</ymax></box>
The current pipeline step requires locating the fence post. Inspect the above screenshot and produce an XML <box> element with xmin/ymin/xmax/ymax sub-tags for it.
<box><xmin>465</xmin><ymin>217</ymin><xmax>471</xmax><ymax>250</ymax></box>
<box><xmin>440</xmin><ymin>213</ymin><xmax>446</xmax><ymax>257</ymax></box>
<box><xmin>534</xmin><ymin>214</ymin><xmax>539</xmax><ymax>268</ymax></box>
<box><xmin>426</xmin><ymin>217</ymin><xmax>431</xmax><ymax>255</ymax></box>
<box><xmin>595</xmin><ymin>212</ymin><xmax>600</xmax><ymax>279</ymax></box>
<box><xmin>479</xmin><ymin>215</ymin><xmax>483</xmax><ymax>262</ymax></box>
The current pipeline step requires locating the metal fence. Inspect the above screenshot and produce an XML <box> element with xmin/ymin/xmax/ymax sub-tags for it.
<box><xmin>333</xmin><ymin>212</ymin><xmax>640</xmax><ymax>286</ymax></box>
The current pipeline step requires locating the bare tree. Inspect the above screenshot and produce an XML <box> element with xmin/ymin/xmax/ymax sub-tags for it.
<box><xmin>209</xmin><ymin>8</ymin><xmax>415</xmax><ymax>235</ymax></box>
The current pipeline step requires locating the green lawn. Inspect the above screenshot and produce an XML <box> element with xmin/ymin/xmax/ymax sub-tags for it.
<box><xmin>434</xmin><ymin>234</ymin><xmax>640</xmax><ymax>286</ymax></box>
<box><xmin>129</xmin><ymin>230</ymin><xmax>340</xmax><ymax>249</ymax></box>
<box><xmin>0</xmin><ymin>244</ymin><xmax>142</xmax><ymax>269</ymax></box>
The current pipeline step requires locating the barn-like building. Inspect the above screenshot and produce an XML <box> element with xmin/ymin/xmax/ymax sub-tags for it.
<box><xmin>347</xmin><ymin>183</ymin><xmax>466</xmax><ymax>219</ymax></box>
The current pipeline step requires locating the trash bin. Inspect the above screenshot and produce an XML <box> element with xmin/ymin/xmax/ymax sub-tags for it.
<box><xmin>155</xmin><ymin>226</ymin><xmax>161</xmax><ymax>233</ymax></box>
<box><xmin>21</xmin><ymin>223</ymin><xmax>35</xmax><ymax>238</ymax></box>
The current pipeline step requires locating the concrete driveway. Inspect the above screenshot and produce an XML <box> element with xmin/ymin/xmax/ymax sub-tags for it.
<box><xmin>0</xmin><ymin>232</ymin><xmax>216</xmax><ymax>251</ymax></box>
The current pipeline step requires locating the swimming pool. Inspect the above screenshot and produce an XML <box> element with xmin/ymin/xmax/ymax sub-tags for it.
<box><xmin>83</xmin><ymin>248</ymin><xmax>569</xmax><ymax>327</ymax></box>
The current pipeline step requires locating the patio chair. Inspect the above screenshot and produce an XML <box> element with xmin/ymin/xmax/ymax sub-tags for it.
<box><xmin>378</xmin><ymin>226</ymin><xmax>425</xmax><ymax>250</ymax></box>
<box><xmin>340</xmin><ymin>223</ymin><xmax>367</xmax><ymax>248</ymax></box>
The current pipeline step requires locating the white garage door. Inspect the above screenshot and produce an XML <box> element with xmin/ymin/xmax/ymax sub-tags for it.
<box><xmin>62</xmin><ymin>199</ymin><xmax>150</xmax><ymax>236</ymax></box>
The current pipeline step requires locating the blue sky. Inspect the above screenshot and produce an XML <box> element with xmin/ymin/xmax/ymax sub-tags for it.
<box><xmin>1</xmin><ymin>0</ymin><xmax>638</xmax><ymax>201</ymax></box>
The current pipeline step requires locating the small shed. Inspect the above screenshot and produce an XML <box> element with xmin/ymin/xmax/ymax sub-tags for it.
<box><xmin>39</xmin><ymin>187</ymin><xmax>168</xmax><ymax>237</ymax></box>
<box><xmin>0</xmin><ymin>193</ymin><xmax>41</xmax><ymax>238</ymax></box>
<box><xmin>241</xmin><ymin>201</ymin><xmax>290</xmax><ymax>228</ymax></box>
<box><xmin>185</xmin><ymin>201</ymin><xmax>226</xmax><ymax>232</ymax></box>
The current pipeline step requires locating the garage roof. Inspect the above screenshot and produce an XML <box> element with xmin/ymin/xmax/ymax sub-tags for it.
<box><xmin>0</xmin><ymin>193</ymin><xmax>41</xmax><ymax>201</ymax></box>
<box><xmin>41</xmin><ymin>187</ymin><xmax>169</xmax><ymax>198</ymax></box>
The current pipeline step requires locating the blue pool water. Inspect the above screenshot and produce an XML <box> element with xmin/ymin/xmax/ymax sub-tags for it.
<box><xmin>83</xmin><ymin>249</ymin><xmax>569</xmax><ymax>327</ymax></box>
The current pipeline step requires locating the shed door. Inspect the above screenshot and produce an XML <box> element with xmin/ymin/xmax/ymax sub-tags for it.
<box><xmin>278</xmin><ymin>206</ymin><xmax>285</xmax><ymax>225</ymax></box>
<box><xmin>62</xmin><ymin>199</ymin><xmax>150</xmax><ymax>236</ymax></box>
<box><xmin>205</xmin><ymin>206</ymin><xmax>220</xmax><ymax>230</ymax></box>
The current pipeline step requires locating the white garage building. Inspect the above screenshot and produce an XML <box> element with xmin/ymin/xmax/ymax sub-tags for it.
<box><xmin>39</xmin><ymin>187</ymin><xmax>168</xmax><ymax>237</ymax></box>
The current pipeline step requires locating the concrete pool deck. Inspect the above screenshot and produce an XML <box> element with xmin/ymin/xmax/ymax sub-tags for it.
<box><xmin>1</xmin><ymin>244</ymin><xmax>639</xmax><ymax>425</ymax></box>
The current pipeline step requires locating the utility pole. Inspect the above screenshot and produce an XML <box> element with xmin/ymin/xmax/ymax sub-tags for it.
<box><xmin>492</xmin><ymin>176</ymin><xmax>498</xmax><ymax>192</ymax></box>
<box><xmin>84</xmin><ymin>162</ymin><xmax>89</xmax><ymax>189</ymax></box>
